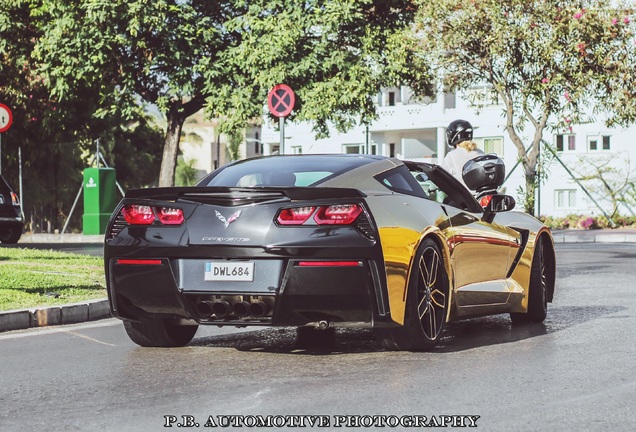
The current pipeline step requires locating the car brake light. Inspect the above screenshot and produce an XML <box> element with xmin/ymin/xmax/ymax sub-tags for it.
<box><xmin>277</xmin><ymin>206</ymin><xmax>316</xmax><ymax>225</ymax></box>
<box><xmin>314</xmin><ymin>204</ymin><xmax>362</xmax><ymax>225</ymax></box>
<box><xmin>298</xmin><ymin>261</ymin><xmax>362</xmax><ymax>267</ymax></box>
<box><xmin>156</xmin><ymin>207</ymin><xmax>184</xmax><ymax>225</ymax></box>
<box><xmin>122</xmin><ymin>205</ymin><xmax>155</xmax><ymax>225</ymax></box>
<box><xmin>10</xmin><ymin>192</ymin><xmax>19</xmax><ymax>206</ymax></box>
<box><xmin>116</xmin><ymin>259</ymin><xmax>163</xmax><ymax>265</ymax></box>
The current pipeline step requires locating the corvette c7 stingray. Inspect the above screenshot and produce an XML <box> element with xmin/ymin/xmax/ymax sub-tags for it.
<box><xmin>104</xmin><ymin>154</ymin><xmax>555</xmax><ymax>350</ymax></box>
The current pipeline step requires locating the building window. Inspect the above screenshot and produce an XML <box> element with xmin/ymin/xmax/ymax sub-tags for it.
<box><xmin>343</xmin><ymin>144</ymin><xmax>362</xmax><ymax>154</ymax></box>
<box><xmin>556</xmin><ymin>134</ymin><xmax>576</xmax><ymax>152</ymax></box>
<box><xmin>389</xmin><ymin>143</ymin><xmax>396</xmax><ymax>158</ymax></box>
<box><xmin>292</xmin><ymin>146</ymin><xmax>303</xmax><ymax>155</ymax></box>
<box><xmin>587</xmin><ymin>134</ymin><xmax>611</xmax><ymax>151</ymax></box>
<box><xmin>388</xmin><ymin>92</ymin><xmax>396</xmax><ymax>106</ymax></box>
<box><xmin>467</xmin><ymin>86</ymin><xmax>501</xmax><ymax>107</ymax></box>
<box><xmin>371</xmin><ymin>144</ymin><xmax>377</xmax><ymax>155</ymax></box>
<box><xmin>254</xmin><ymin>133</ymin><xmax>260</xmax><ymax>154</ymax></box>
<box><xmin>474</xmin><ymin>137</ymin><xmax>504</xmax><ymax>156</ymax></box>
<box><xmin>555</xmin><ymin>189</ymin><xmax>577</xmax><ymax>208</ymax></box>
<box><xmin>444</xmin><ymin>91</ymin><xmax>456</xmax><ymax>109</ymax></box>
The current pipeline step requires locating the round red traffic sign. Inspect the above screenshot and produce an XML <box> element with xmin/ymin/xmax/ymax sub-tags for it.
<box><xmin>0</xmin><ymin>103</ymin><xmax>12</xmax><ymax>133</ymax></box>
<box><xmin>267</xmin><ymin>84</ymin><xmax>295</xmax><ymax>117</ymax></box>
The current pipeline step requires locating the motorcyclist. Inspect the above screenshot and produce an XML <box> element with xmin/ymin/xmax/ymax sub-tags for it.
<box><xmin>441</xmin><ymin>119</ymin><xmax>484</xmax><ymax>187</ymax></box>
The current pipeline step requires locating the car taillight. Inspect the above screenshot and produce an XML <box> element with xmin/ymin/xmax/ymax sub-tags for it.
<box><xmin>276</xmin><ymin>204</ymin><xmax>364</xmax><ymax>226</ymax></box>
<box><xmin>314</xmin><ymin>204</ymin><xmax>362</xmax><ymax>225</ymax></box>
<box><xmin>277</xmin><ymin>206</ymin><xmax>316</xmax><ymax>225</ymax></box>
<box><xmin>10</xmin><ymin>192</ymin><xmax>19</xmax><ymax>206</ymax></box>
<box><xmin>121</xmin><ymin>205</ymin><xmax>155</xmax><ymax>225</ymax></box>
<box><xmin>156</xmin><ymin>207</ymin><xmax>184</xmax><ymax>225</ymax></box>
<box><xmin>120</xmin><ymin>205</ymin><xmax>184</xmax><ymax>226</ymax></box>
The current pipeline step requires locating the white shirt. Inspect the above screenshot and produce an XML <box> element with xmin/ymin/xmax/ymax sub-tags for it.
<box><xmin>442</xmin><ymin>146</ymin><xmax>485</xmax><ymax>187</ymax></box>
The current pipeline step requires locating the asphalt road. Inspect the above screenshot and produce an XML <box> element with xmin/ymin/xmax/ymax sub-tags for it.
<box><xmin>1</xmin><ymin>243</ymin><xmax>635</xmax><ymax>431</ymax></box>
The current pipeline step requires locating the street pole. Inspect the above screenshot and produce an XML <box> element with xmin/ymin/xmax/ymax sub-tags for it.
<box><xmin>18</xmin><ymin>146</ymin><xmax>23</xmax><ymax>217</ymax></box>
<box><xmin>96</xmin><ymin>138</ymin><xmax>100</xmax><ymax>169</ymax></box>
<box><xmin>279</xmin><ymin>117</ymin><xmax>285</xmax><ymax>155</ymax></box>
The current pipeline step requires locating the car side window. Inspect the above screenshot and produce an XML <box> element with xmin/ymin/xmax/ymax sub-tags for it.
<box><xmin>374</xmin><ymin>166</ymin><xmax>428</xmax><ymax>199</ymax></box>
<box><xmin>406</xmin><ymin>163</ymin><xmax>483</xmax><ymax>213</ymax></box>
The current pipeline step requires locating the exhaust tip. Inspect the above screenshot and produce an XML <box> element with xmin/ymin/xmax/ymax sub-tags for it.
<box><xmin>211</xmin><ymin>301</ymin><xmax>231</xmax><ymax>319</ymax></box>
<box><xmin>233</xmin><ymin>301</ymin><xmax>251</xmax><ymax>318</ymax></box>
<box><xmin>195</xmin><ymin>300</ymin><xmax>215</xmax><ymax>318</ymax></box>
<box><xmin>250</xmin><ymin>301</ymin><xmax>269</xmax><ymax>317</ymax></box>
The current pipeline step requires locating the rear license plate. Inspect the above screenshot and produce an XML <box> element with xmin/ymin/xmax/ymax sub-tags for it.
<box><xmin>204</xmin><ymin>262</ymin><xmax>254</xmax><ymax>282</ymax></box>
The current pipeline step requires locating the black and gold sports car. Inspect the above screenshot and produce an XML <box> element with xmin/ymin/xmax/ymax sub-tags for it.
<box><xmin>104</xmin><ymin>154</ymin><xmax>555</xmax><ymax>350</ymax></box>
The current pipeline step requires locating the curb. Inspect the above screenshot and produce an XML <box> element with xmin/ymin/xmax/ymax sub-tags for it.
<box><xmin>0</xmin><ymin>299</ymin><xmax>111</xmax><ymax>333</ymax></box>
<box><xmin>550</xmin><ymin>230</ymin><xmax>636</xmax><ymax>243</ymax></box>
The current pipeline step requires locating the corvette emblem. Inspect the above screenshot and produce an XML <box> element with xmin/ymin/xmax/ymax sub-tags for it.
<box><xmin>215</xmin><ymin>210</ymin><xmax>242</xmax><ymax>228</ymax></box>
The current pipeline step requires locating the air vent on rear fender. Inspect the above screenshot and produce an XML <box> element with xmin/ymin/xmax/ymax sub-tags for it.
<box><xmin>106</xmin><ymin>212</ymin><xmax>129</xmax><ymax>240</ymax></box>
<box><xmin>355</xmin><ymin>212</ymin><xmax>376</xmax><ymax>240</ymax></box>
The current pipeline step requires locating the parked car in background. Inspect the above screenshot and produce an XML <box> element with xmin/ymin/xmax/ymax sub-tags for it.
<box><xmin>0</xmin><ymin>174</ymin><xmax>24</xmax><ymax>244</ymax></box>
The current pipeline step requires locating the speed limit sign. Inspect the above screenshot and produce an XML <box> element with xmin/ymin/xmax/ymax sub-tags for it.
<box><xmin>0</xmin><ymin>103</ymin><xmax>12</xmax><ymax>133</ymax></box>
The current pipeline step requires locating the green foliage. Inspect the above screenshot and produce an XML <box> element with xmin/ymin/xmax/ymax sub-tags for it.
<box><xmin>410</xmin><ymin>0</ymin><xmax>636</xmax><ymax>214</ymax></box>
<box><xmin>210</xmin><ymin>0</ymin><xmax>425</xmax><ymax>137</ymax></box>
<box><xmin>175</xmin><ymin>157</ymin><xmax>199</xmax><ymax>187</ymax></box>
<box><xmin>0</xmin><ymin>247</ymin><xmax>106</xmax><ymax>311</ymax></box>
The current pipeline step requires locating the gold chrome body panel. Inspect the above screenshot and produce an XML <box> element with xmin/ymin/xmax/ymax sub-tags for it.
<box><xmin>367</xmin><ymin>191</ymin><xmax>551</xmax><ymax>326</ymax></box>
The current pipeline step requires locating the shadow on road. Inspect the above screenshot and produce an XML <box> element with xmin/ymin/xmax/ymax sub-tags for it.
<box><xmin>189</xmin><ymin>305</ymin><xmax>626</xmax><ymax>355</ymax></box>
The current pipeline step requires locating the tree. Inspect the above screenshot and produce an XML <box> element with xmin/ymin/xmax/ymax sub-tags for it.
<box><xmin>206</xmin><ymin>0</ymin><xmax>430</xmax><ymax>136</ymax></box>
<box><xmin>1</xmin><ymin>1</ymin><xmax>167</xmax><ymax>232</ymax></box>
<box><xmin>34</xmin><ymin>0</ymin><xmax>247</xmax><ymax>187</ymax></box>
<box><xmin>409</xmin><ymin>0</ymin><xmax>636</xmax><ymax>214</ymax></box>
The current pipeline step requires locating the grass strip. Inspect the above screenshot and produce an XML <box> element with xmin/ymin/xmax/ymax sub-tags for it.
<box><xmin>0</xmin><ymin>247</ymin><xmax>106</xmax><ymax>311</ymax></box>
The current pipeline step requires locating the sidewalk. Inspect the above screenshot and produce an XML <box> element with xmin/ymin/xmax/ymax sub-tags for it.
<box><xmin>2</xmin><ymin>228</ymin><xmax>636</xmax><ymax>333</ymax></box>
<box><xmin>18</xmin><ymin>232</ymin><xmax>104</xmax><ymax>244</ymax></box>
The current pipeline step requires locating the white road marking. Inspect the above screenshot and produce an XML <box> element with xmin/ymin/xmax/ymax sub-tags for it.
<box><xmin>0</xmin><ymin>319</ymin><xmax>120</xmax><ymax>341</ymax></box>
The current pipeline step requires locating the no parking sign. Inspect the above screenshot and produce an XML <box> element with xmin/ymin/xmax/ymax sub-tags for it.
<box><xmin>0</xmin><ymin>103</ymin><xmax>12</xmax><ymax>133</ymax></box>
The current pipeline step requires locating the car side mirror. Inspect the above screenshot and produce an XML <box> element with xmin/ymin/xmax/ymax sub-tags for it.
<box><xmin>483</xmin><ymin>195</ymin><xmax>515</xmax><ymax>223</ymax></box>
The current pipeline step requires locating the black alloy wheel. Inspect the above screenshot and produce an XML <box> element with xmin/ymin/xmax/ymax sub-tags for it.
<box><xmin>376</xmin><ymin>238</ymin><xmax>449</xmax><ymax>351</ymax></box>
<box><xmin>511</xmin><ymin>235</ymin><xmax>548</xmax><ymax>324</ymax></box>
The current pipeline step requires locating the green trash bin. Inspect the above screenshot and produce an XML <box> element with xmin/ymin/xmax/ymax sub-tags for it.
<box><xmin>82</xmin><ymin>167</ymin><xmax>117</xmax><ymax>235</ymax></box>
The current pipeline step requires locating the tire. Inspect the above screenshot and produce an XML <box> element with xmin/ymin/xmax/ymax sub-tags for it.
<box><xmin>123</xmin><ymin>319</ymin><xmax>198</xmax><ymax>347</ymax></box>
<box><xmin>0</xmin><ymin>227</ymin><xmax>22</xmax><ymax>244</ymax></box>
<box><xmin>511</xmin><ymin>236</ymin><xmax>548</xmax><ymax>324</ymax></box>
<box><xmin>377</xmin><ymin>238</ymin><xmax>449</xmax><ymax>351</ymax></box>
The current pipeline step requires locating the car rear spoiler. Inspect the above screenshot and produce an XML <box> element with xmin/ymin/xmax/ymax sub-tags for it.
<box><xmin>125</xmin><ymin>186</ymin><xmax>367</xmax><ymax>201</ymax></box>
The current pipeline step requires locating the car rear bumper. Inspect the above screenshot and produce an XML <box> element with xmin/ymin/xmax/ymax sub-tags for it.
<box><xmin>107</xmin><ymin>256</ymin><xmax>389</xmax><ymax>327</ymax></box>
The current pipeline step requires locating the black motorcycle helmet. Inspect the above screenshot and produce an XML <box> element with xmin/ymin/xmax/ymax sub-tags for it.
<box><xmin>446</xmin><ymin>119</ymin><xmax>473</xmax><ymax>148</ymax></box>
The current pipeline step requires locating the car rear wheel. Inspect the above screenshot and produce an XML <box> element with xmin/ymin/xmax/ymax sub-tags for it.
<box><xmin>511</xmin><ymin>236</ymin><xmax>548</xmax><ymax>324</ymax></box>
<box><xmin>376</xmin><ymin>238</ymin><xmax>449</xmax><ymax>351</ymax></box>
<box><xmin>123</xmin><ymin>319</ymin><xmax>198</xmax><ymax>347</ymax></box>
<box><xmin>0</xmin><ymin>227</ymin><xmax>22</xmax><ymax>244</ymax></box>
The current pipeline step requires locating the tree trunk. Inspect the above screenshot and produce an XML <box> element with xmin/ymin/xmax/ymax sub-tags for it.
<box><xmin>158</xmin><ymin>107</ymin><xmax>184</xmax><ymax>187</ymax></box>
<box><xmin>524</xmin><ymin>164</ymin><xmax>536</xmax><ymax>216</ymax></box>
<box><xmin>158</xmin><ymin>97</ymin><xmax>205</xmax><ymax>187</ymax></box>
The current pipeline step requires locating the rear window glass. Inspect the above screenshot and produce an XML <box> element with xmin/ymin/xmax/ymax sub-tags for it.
<box><xmin>199</xmin><ymin>156</ymin><xmax>375</xmax><ymax>187</ymax></box>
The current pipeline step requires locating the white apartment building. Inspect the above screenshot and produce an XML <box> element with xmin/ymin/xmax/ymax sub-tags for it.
<box><xmin>258</xmin><ymin>86</ymin><xmax>634</xmax><ymax>219</ymax></box>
